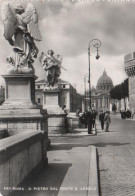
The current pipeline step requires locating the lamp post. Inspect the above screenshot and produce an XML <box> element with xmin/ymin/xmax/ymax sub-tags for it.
<box><xmin>84</xmin><ymin>73</ymin><xmax>88</xmax><ymax>112</ymax></box>
<box><xmin>88</xmin><ymin>39</ymin><xmax>101</xmax><ymax>109</ymax></box>
<box><xmin>72</xmin><ymin>83</ymin><xmax>77</xmax><ymax>112</ymax></box>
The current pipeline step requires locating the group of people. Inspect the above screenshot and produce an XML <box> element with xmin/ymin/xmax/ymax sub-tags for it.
<box><xmin>79</xmin><ymin>109</ymin><xmax>111</xmax><ymax>134</ymax></box>
<box><xmin>99</xmin><ymin>110</ymin><xmax>111</xmax><ymax>132</ymax></box>
<box><xmin>85</xmin><ymin>110</ymin><xmax>97</xmax><ymax>134</ymax></box>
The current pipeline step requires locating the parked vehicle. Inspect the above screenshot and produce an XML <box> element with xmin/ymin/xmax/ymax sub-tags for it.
<box><xmin>120</xmin><ymin>110</ymin><xmax>131</xmax><ymax>119</ymax></box>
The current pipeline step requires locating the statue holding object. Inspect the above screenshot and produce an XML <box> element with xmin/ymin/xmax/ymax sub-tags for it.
<box><xmin>39</xmin><ymin>50</ymin><xmax>63</xmax><ymax>89</ymax></box>
<box><xmin>1</xmin><ymin>2</ymin><xmax>42</xmax><ymax>74</ymax></box>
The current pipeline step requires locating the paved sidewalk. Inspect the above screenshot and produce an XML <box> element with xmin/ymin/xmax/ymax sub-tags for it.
<box><xmin>49</xmin><ymin>116</ymin><xmax>135</xmax><ymax>196</ymax></box>
<box><xmin>11</xmin><ymin>142</ymin><xmax>99</xmax><ymax>196</ymax></box>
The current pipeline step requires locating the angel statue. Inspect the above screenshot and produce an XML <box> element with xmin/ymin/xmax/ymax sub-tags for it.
<box><xmin>39</xmin><ymin>50</ymin><xmax>65</xmax><ymax>89</ymax></box>
<box><xmin>1</xmin><ymin>2</ymin><xmax>42</xmax><ymax>74</ymax></box>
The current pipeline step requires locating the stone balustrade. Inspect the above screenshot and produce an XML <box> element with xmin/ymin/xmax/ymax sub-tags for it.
<box><xmin>0</xmin><ymin>130</ymin><xmax>48</xmax><ymax>196</ymax></box>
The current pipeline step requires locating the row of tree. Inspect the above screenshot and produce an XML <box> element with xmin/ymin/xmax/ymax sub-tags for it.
<box><xmin>110</xmin><ymin>78</ymin><xmax>128</xmax><ymax>100</ymax></box>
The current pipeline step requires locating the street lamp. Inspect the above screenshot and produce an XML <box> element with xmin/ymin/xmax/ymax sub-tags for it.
<box><xmin>72</xmin><ymin>83</ymin><xmax>77</xmax><ymax>112</ymax></box>
<box><xmin>88</xmin><ymin>39</ymin><xmax>101</xmax><ymax>109</ymax></box>
<box><xmin>84</xmin><ymin>73</ymin><xmax>88</xmax><ymax>111</ymax></box>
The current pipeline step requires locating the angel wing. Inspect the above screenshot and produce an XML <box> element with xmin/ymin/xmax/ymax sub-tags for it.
<box><xmin>22</xmin><ymin>3</ymin><xmax>42</xmax><ymax>41</ymax></box>
<box><xmin>1</xmin><ymin>2</ymin><xmax>17</xmax><ymax>42</ymax></box>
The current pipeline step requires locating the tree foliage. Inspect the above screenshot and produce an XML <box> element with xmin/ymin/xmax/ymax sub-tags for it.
<box><xmin>110</xmin><ymin>78</ymin><xmax>128</xmax><ymax>100</ymax></box>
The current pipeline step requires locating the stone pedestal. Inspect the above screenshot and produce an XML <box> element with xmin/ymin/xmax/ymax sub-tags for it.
<box><xmin>43</xmin><ymin>89</ymin><xmax>62</xmax><ymax>112</ymax></box>
<box><xmin>0</xmin><ymin>74</ymin><xmax>50</xmax><ymax>147</ymax></box>
<box><xmin>2</xmin><ymin>74</ymin><xmax>37</xmax><ymax>108</ymax></box>
<box><xmin>67</xmin><ymin>113</ymin><xmax>80</xmax><ymax>131</ymax></box>
<box><xmin>43</xmin><ymin>89</ymin><xmax>67</xmax><ymax>134</ymax></box>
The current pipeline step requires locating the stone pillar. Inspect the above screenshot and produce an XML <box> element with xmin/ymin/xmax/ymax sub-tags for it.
<box><xmin>2</xmin><ymin>74</ymin><xmax>37</xmax><ymax>108</ymax></box>
<box><xmin>96</xmin><ymin>98</ymin><xmax>98</xmax><ymax>110</ymax></box>
<box><xmin>98</xmin><ymin>98</ymin><xmax>100</xmax><ymax>108</ymax></box>
<box><xmin>0</xmin><ymin>73</ymin><xmax>50</xmax><ymax>148</ymax></box>
<box><xmin>102</xmin><ymin>96</ymin><xmax>105</xmax><ymax>109</ymax></box>
<box><xmin>43</xmin><ymin>90</ymin><xmax>61</xmax><ymax>112</ymax></box>
<box><xmin>43</xmin><ymin>89</ymin><xmax>67</xmax><ymax>134</ymax></box>
<box><xmin>107</xmin><ymin>98</ymin><xmax>109</xmax><ymax>108</ymax></box>
<box><xmin>108</xmin><ymin>98</ymin><xmax>110</xmax><ymax>109</ymax></box>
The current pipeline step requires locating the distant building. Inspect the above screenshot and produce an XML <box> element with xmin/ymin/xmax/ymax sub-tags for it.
<box><xmin>35</xmin><ymin>79</ymin><xmax>82</xmax><ymax>112</ymax></box>
<box><xmin>124</xmin><ymin>52</ymin><xmax>135</xmax><ymax>112</ymax></box>
<box><xmin>82</xmin><ymin>71</ymin><xmax>114</xmax><ymax>111</ymax></box>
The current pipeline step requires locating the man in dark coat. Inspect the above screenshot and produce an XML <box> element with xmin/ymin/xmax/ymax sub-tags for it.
<box><xmin>86</xmin><ymin>109</ymin><xmax>93</xmax><ymax>134</ymax></box>
<box><xmin>84</xmin><ymin>111</ymin><xmax>88</xmax><ymax>128</ymax></box>
<box><xmin>80</xmin><ymin>112</ymin><xmax>87</xmax><ymax>128</ymax></box>
<box><xmin>99</xmin><ymin>110</ymin><xmax>105</xmax><ymax>130</ymax></box>
<box><xmin>91</xmin><ymin>110</ymin><xmax>97</xmax><ymax>129</ymax></box>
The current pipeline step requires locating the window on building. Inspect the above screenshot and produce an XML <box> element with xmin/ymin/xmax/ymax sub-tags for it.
<box><xmin>37</xmin><ymin>85</ymin><xmax>40</xmax><ymax>89</ymax></box>
<box><xmin>37</xmin><ymin>98</ymin><xmax>41</xmax><ymax>104</ymax></box>
<box><xmin>63</xmin><ymin>85</ymin><xmax>65</xmax><ymax>88</ymax></box>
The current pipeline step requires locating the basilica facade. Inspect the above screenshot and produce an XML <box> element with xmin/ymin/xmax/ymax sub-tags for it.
<box><xmin>83</xmin><ymin>71</ymin><xmax>114</xmax><ymax>112</ymax></box>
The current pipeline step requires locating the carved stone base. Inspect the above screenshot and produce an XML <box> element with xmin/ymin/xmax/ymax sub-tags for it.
<box><xmin>43</xmin><ymin>89</ymin><xmax>67</xmax><ymax>134</ymax></box>
<box><xmin>47</xmin><ymin>113</ymin><xmax>67</xmax><ymax>134</ymax></box>
<box><xmin>0</xmin><ymin>73</ymin><xmax>50</xmax><ymax>147</ymax></box>
<box><xmin>2</xmin><ymin>74</ymin><xmax>37</xmax><ymax>109</ymax></box>
<box><xmin>43</xmin><ymin>89</ymin><xmax>63</xmax><ymax>113</ymax></box>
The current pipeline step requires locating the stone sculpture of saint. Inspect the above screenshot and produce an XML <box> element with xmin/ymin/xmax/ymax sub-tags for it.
<box><xmin>1</xmin><ymin>2</ymin><xmax>42</xmax><ymax>74</ymax></box>
<box><xmin>39</xmin><ymin>50</ymin><xmax>62</xmax><ymax>89</ymax></box>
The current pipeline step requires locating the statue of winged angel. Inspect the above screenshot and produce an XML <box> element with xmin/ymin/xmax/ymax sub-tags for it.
<box><xmin>1</xmin><ymin>2</ymin><xmax>42</xmax><ymax>73</ymax></box>
<box><xmin>39</xmin><ymin>50</ymin><xmax>63</xmax><ymax>89</ymax></box>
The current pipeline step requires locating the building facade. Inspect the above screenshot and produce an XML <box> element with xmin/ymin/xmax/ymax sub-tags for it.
<box><xmin>35</xmin><ymin>79</ymin><xmax>82</xmax><ymax>112</ymax></box>
<box><xmin>124</xmin><ymin>52</ymin><xmax>135</xmax><ymax>113</ymax></box>
<box><xmin>82</xmin><ymin>71</ymin><xmax>114</xmax><ymax>112</ymax></box>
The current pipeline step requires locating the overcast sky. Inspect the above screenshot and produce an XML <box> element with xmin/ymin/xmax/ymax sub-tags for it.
<box><xmin>0</xmin><ymin>0</ymin><xmax>135</xmax><ymax>94</ymax></box>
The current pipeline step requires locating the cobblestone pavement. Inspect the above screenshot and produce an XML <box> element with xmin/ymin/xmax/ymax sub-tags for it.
<box><xmin>51</xmin><ymin>115</ymin><xmax>135</xmax><ymax>196</ymax></box>
<box><xmin>97</xmin><ymin>117</ymin><xmax>135</xmax><ymax>196</ymax></box>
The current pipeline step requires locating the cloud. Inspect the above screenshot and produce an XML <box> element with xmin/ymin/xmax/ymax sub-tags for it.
<box><xmin>35</xmin><ymin>1</ymin><xmax>135</xmax><ymax>58</ymax></box>
<box><xmin>0</xmin><ymin>0</ymin><xmax>132</xmax><ymax>93</ymax></box>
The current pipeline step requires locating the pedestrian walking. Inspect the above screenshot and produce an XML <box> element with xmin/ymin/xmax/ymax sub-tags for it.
<box><xmin>81</xmin><ymin>111</ymin><xmax>88</xmax><ymax>128</ymax></box>
<box><xmin>91</xmin><ymin>110</ymin><xmax>97</xmax><ymax>135</ymax></box>
<box><xmin>99</xmin><ymin>110</ymin><xmax>105</xmax><ymax>130</ymax></box>
<box><xmin>86</xmin><ymin>109</ymin><xmax>93</xmax><ymax>134</ymax></box>
<box><xmin>104</xmin><ymin>111</ymin><xmax>111</xmax><ymax>132</ymax></box>
<box><xmin>91</xmin><ymin>110</ymin><xmax>95</xmax><ymax>129</ymax></box>
<box><xmin>84</xmin><ymin>111</ymin><xmax>88</xmax><ymax>128</ymax></box>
